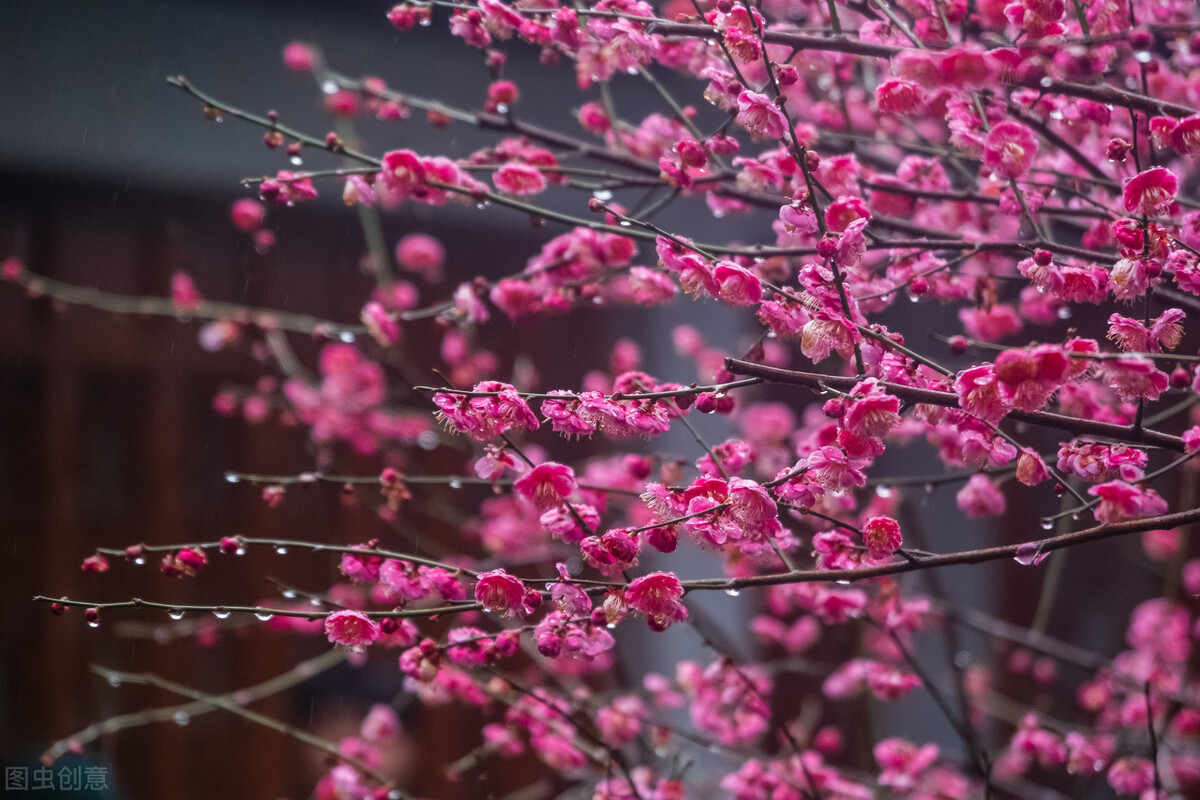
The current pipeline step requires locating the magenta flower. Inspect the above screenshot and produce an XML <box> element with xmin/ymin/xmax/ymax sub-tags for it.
<box><xmin>474</xmin><ymin>569</ymin><xmax>535</xmax><ymax>617</ymax></box>
<box><xmin>861</xmin><ymin>516</ymin><xmax>902</xmax><ymax>561</ymax></box>
<box><xmin>1123</xmin><ymin>167</ymin><xmax>1178</xmax><ymax>216</ymax></box>
<box><xmin>843</xmin><ymin>380</ymin><xmax>901</xmax><ymax>439</ymax></box>
<box><xmin>1107</xmin><ymin>757</ymin><xmax>1154</xmax><ymax>795</ymax></box>
<box><xmin>954</xmin><ymin>364</ymin><xmax>1010</xmax><ymax>423</ymax></box>
<box><xmin>713</xmin><ymin>261</ymin><xmax>762</xmax><ymax>306</ymax></box>
<box><xmin>394</xmin><ymin>232</ymin><xmax>444</xmax><ymax>280</ymax></box>
<box><xmin>625</xmin><ymin>571</ymin><xmax>688</xmax><ymax>631</ymax></box>
<box><xmin>493</xmin><ymin>163</ymin><xmax>548</xmax><ymax>195</ymax></box>
<box><xmin>874</xmin><ymin>78</ymin><xmax>924</xmax><ymax>115</ymax></box>
<box><xmin>514</xmin><ymin>461</ymin><xmax>577</xmax><ymax>509</ymax></box>
<box><xmin>983</xmin><ymin>121</ymin><xmax>1038</xmax><ymax>180</ymax></box>
<box><xmin>735</xmin><ymin>91</ymin><xmax>788</xmax><ymax>141</ymax></box>
<box><xmin>324</xmin><ymin>610</ymin><xmax>380</xmax><ymax>652</ymax></box>
<box><xmin>956</xmin><ymin>474</ymin><xmax>1006</xmax><ymax>518</ymax></box>
<box><xmin>1088</xmin><ymin>481</ymin><xmax>1167</xmax><ymax>524</ymax></box>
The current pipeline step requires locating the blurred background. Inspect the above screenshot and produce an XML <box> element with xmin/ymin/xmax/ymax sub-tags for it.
<box><xmin>0</xmin><ymin>2</ymin><xmax>1180</xmax><ymax>799</ymax></box>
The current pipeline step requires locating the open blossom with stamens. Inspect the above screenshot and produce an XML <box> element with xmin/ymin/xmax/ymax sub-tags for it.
<box><xmin>324</xmin><ymin>610</ymin><xmax>380</xmax><ymax>652</ymax></box>
<box><xmin>954</xmin><ymin>364</ymin><xmax>1010</xmax><ymax>423</ymax></box>
<box><xmin>735</xmin><ymin>91</ymin><xmax>788</xmax><ymax>141</ymax></box>
<box><xmin>1106</xmin><ymin>308</ymin><xmax>1184</xmax><ymax>353</ymax></box>
<box><xmin>625</xmin><ymin>571</ymin><xmax>688</xmax><ymax>631</ymax></box>
<box><xmin>861</xmin><ymin>516</ymin><xmax>902</xmax><ymax>561</ymax></box>
<box><xmin>1123</xmin><ymin>167</ymin><xmax>1178</xmax><ymax>216</ymax></box>
<box><xmin>806</xmin><ymin>446</ymin><xmax>867</xmax><ymax>492</ymax></box>
<box><xmin>842</xmin><ymin>379</ymin><xmax>901</xmax><ymax>439</ymax></box>
<box><xmin>1094</xmin><ymin>357</ymin><xmax>1169</xmax><ymax>402</ymax></box>
<box><xmin>982</xmin><ymin>121</ymin><xmax>1038</xmax><ymax>180</ymax></box>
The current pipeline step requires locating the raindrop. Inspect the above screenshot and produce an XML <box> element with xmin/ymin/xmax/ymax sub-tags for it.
<box><xmin>213</xmin><ymin>607</ymin><xmax>231</xmax><ymax>620</ymax></box>
<box><xmin>875</xmin><ymin>486</ymin><xmax>892</xmax><ymax>498</ymax></box>
<box><xmin>418</xmin><ymin>431</ymin><xmax>439</xmax><ymax>450</ymax></box>
<box><xmin>224</xmin><ymin>472</ymin><xmax>240</xmax><ymax>484</ymax></box>
<box><xmin>908</xmin><ymin>293</ymin><xmax>920</xmax><ymax>303</ymax></box>
<box><xmin>1071</xmin><ymin>512</ymin><xmax>1082</xmax><ymax>521</ymax></box>
<box><xmin>282</xmin><ymin>589</ymin><xmax>297</xmax><ymax>599</ymax></box>
<box><xmin>1135</xmin><ymin>51</ymin><xmax>1152</xmax><ymax>64</ymax></box>
<box><xmin>724</xmin><ymin>588</ymin><xmax>741</xmax><ymax>597</ymax></box>
<box><xmin>254</xmin><ymin>608</ymin><xmax>275</xmax><ymax>621</ymax></box>
<box><xmin>923</xmin><ymin>483</ymin><xmax>934</xmax><ymax>494</ymax></box>
<box><xmin>309</xmin><ymin>597</ymin><xmax>323</xmax><ymax>606</ymax></box>
<box><xmin>1014</xmin><ymin>542</ymin><xmax>1046</xmax><ymax>566</ymax></box>
<box><xmin>275</xmin><ymin>546</ymin><xmax>289</xmax><ymax>555</ymax></box>
<box><xmin>618</xmin><ymin>220</ymin><xmax>631</xmax><ymax>227</ymax></box>
<box><xmin>235</xmin><ymin>546</ymin><xmax>246</xmax><ymax>556</ymax></box>
<box><xmin>418</xmin><ymin>16</ymin><xmax>431</xmax><ymax>26</ymax></box>
<box><xmin>168</xmin><ymin>608</ymin><xmax>185</xmax><ymax>620</ymax></box>
<box><xmin>835</xmin><ymin>579</ymin><xmax>852</xmax><ymax>585</ymax></box>
<box><xmin>1040</xmin><ymin>518</ymin><xmax>1054</xmax><ymax>530</ymax></box>
<box><xmin>475</xmin><ymin>201</ymin><xmax>490</xmax><ymax>210</ymax></box>
<box><xmin>1057</xmin><ymin>306</ymin><xmax>1073</xmax><ymax>320</ymax></box>
<box><xmin>321</xmin><ymin>80</ymin><xmax>338</xmax><ymax>95</ymax></box>
<box><xmin>953</xmin><ymin>651</ymin><xmax>971</xmax><ymax>669</ymax></box>
<box><xmin>626</xmin><ymin>66</ymin><xmax>638</xmax><ymax>75</ymax></box>
<box><xmin>606</xmin><ymin>622</ymin><xmax>617</xmax><ymax>629</ymax></box>
<box><xmin>592</xmin><ymin>189</ymin><xmax>613</xmax><ymax>202</ymax></box>
<box><xmin>449</xmin><ymin>479</ymin><xmax>463</xmax><ymax>490</ymax></box>
<box><xmin>134</xmin><ymin>556</ymin><xmax>146</xmax><ymax>565</ymax></box>
<box><xmin>108</xmin><ymin>675</ymin><xmax>122</xmax><ymax>688</ymax></box>
<box><xmin>1039</xmin><ymin>76</ymin><xmax>1053</xmax><ymax>88</ymax></box>
<box><xmin>339</xmin><ymin>331</ymin><xmax>356</xmax><ymax>343</ymax></box>
<box><xmin>495</xmin><ymin>103</ymin><xmax>509</xmax><ymax>114</ymax></box>
<box><xmin>289</xmin><ymin>155</ymin><xmax>303</xmax><ymax>167</ymax></box>
<box><xmin>173</xmin><ymin>711</ymin><xmax>191</xmax><ymax>726</ymax></box>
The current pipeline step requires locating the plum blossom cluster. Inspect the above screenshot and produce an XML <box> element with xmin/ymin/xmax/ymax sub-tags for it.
<box><xmin>35</xmin><ymin>0</ymin><xmax>1200</xmax><ymax>799</ymax></box>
